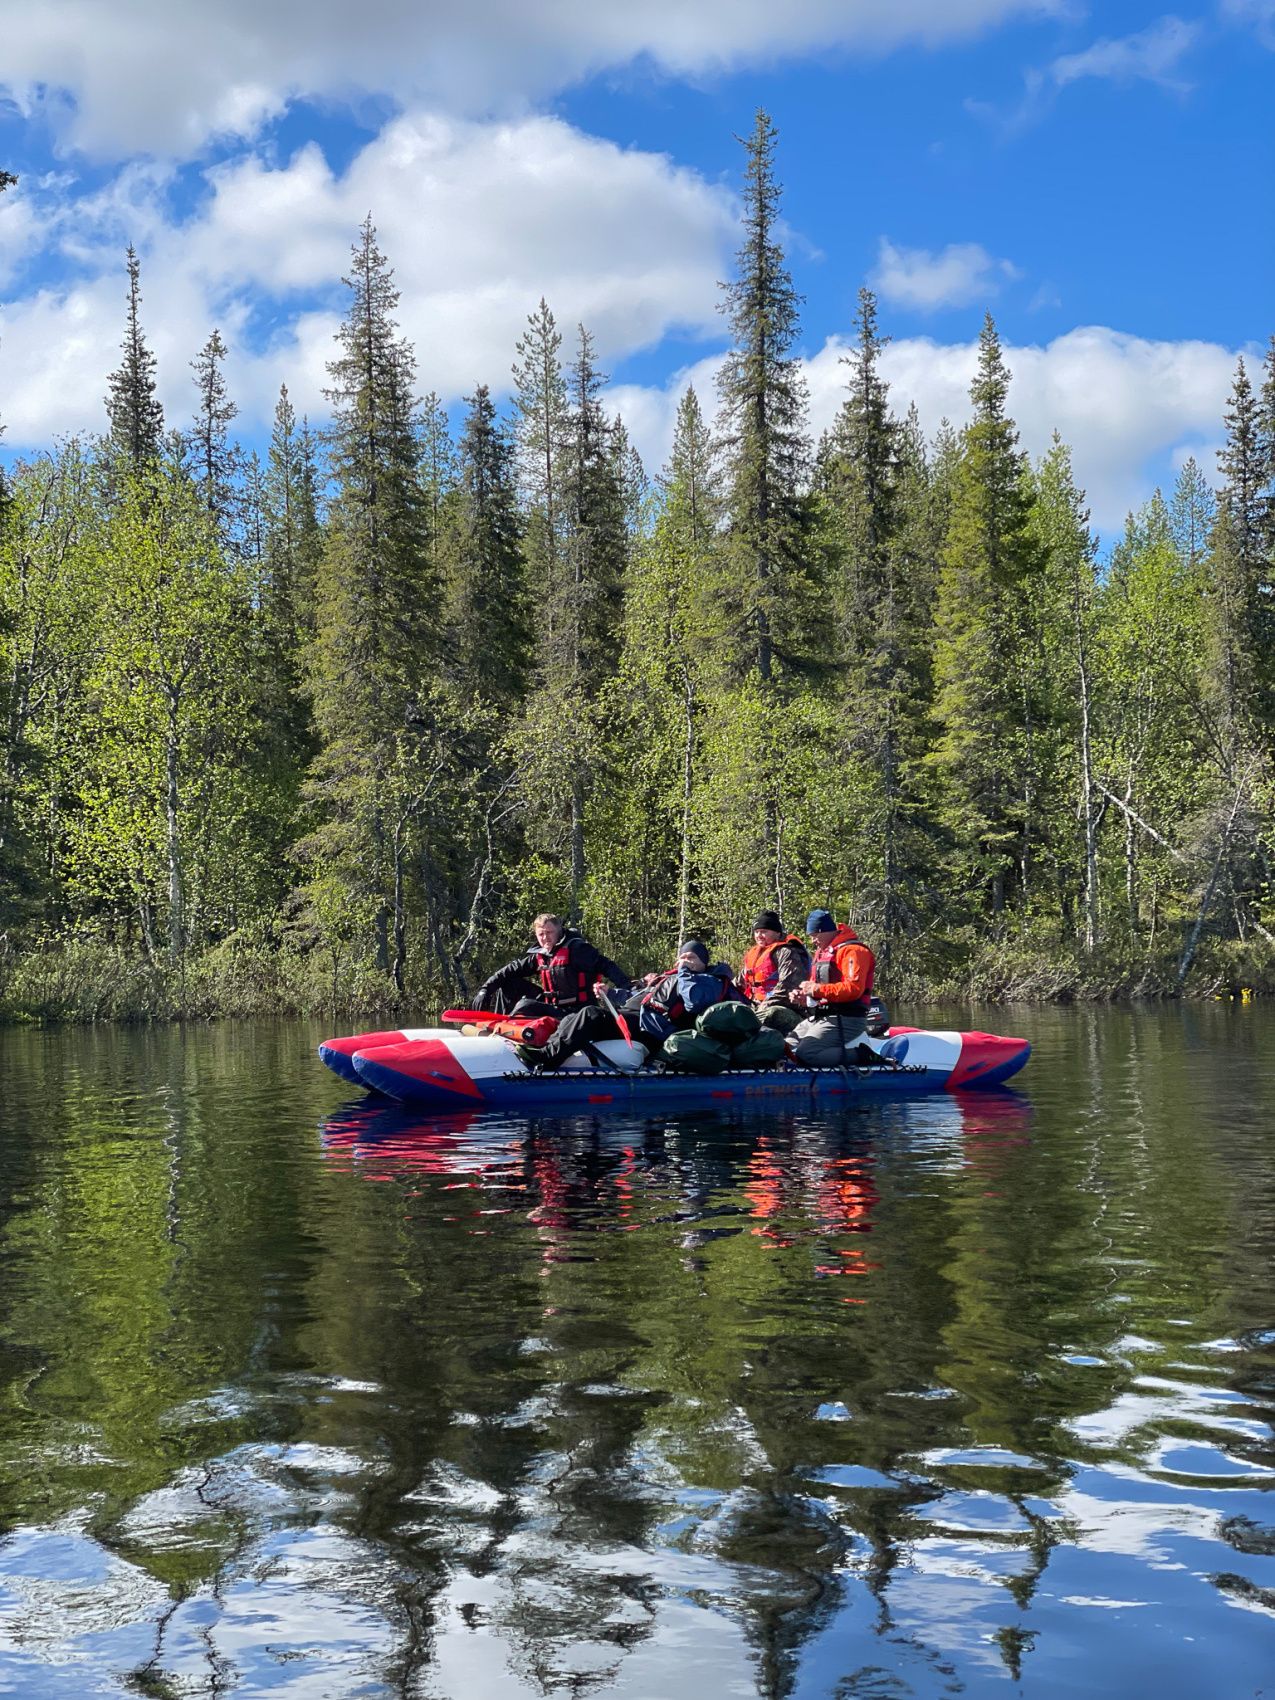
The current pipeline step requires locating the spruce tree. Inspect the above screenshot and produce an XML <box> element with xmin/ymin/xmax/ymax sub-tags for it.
<box><xmin>420</xmin><ymin>391</ymin><xmax>457</xmax><ymax>595</ymax></box>
<box><xmin>512</xmin><ymin>298</ymin><xmax>568</xmax><ymax>624</ymax></box>
<box><xmin>558</xmin><ymin>326</ymin><xmax>626</xmax><ymax>688</ymax></box>
<box><xmin>609</xmin><ymin>386</ymin><xmax>722</xmax><ymax>946</ymax></box>
<box><xmin>448</xmin><ymin>384</ymin><xmax>527</xmax><ymax>708</ymax></box>
<box><xmin>258</xmin><ymin>384</ymin><xmax>322</xmax><ymax>788</ymax></box>
<box><xmin>1027</xmin><ymin>437</ymin><xmax>1101</xmax><ymax>948</ymax></box>
<box><xmin>104</xmin><ymin>246</ymin><xmax>164</xmax><ymax>471</ymax></box>
<box><xmin>929</xmin><ymin>315</ymin><xmax>1044</xmax><ymax>918</ymax></box>
<box><xmin>821</xmin><ymin>287</ymin><xmax>928</xmax><ymax>947</ymax></box>
<box><xmin>188</xmin><ymin>327</ymin><xmax>241</xmax><ymax>545</ymax></box>
<box><xmin>1209</xmin><ymin>358</ymin><xmax>1271</xmax><ymax>738</ymax></box>
<box><xmin>549</xmin><ymin>325</ymin><xmax>629</xmax><ymax>912</ymax></box>
<box><xmin>0</xmin><ymin>393</ymin><xmax>28</xmax><ymax>927</ymax></box>
<box><xmin>263</xmin><ymin>384</ymin><xmax>322</xmax><ymax>651</ymax></box>
<box><xmin>716</xmin><ymin>109</ymin><xmax>812</xmax><ymax>685</ymax></box>
<box><xmin>301</xmin><ymin>217</ymin><xmax>434</xmax><ymax>986</ymax></box>
<box><xmin>1169</xmin><ymin>456</ymin><xmax>1217</xmax><ymax>574</ymax></box>
<box><xmin>824</xmin><ymin>289</ymin><xmax>898</xmax><ymax>662</ymax></box>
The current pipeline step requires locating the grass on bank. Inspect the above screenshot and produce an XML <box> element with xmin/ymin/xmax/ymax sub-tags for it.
<box><xmin>0</xmin><ymin>925</ymin><xmax>1270</xmax><ymax>1026</ymax></box>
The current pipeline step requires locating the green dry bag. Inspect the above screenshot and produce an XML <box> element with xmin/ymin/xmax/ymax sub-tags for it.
<box><xmin>696</xmin><ymin>1001</ymin><xmax>761</xmax><ymax>1045</ymax></box>
<box><xmin>729</xmin><ymin>1029</ymin><xmax>787</xmax><ymax>1069</ymax></box>
<box><xmin>661</xmin><ymin>1031</ymin><xmax>731</xmax><ymax>1074</ymax></box>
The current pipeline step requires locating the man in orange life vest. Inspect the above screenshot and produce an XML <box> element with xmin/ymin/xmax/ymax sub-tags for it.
<box><xmin>791</xmin><ymin>908</ymin><xmax>877</xmax><ymax>1067</ymax></box>
<box><xmin>737</xmin><ymin>910</ymin><xmax>810</xmax><ymax>1034</ymax></box>
<box><xmin>474</xmin><ymin>912</ymin><xmax>630</xmax><ymax>1019</ymax></box>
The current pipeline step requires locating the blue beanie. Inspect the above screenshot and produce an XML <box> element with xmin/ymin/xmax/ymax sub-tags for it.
<box><xmin>806</xmin><ymin>909</ymin><xmax>836</xmax><ymax>934</ymax></box>
<box><xmin>678</xmin><ymin>938</ymin><xmax>709</xmax><ymax>966</ymax></box>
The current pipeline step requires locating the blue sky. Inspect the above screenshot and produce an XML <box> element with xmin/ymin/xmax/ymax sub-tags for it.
<box><xmin>1</xmin><ymin>0</ymin><xmax>1270</xmax><ymax>533</ymax></box>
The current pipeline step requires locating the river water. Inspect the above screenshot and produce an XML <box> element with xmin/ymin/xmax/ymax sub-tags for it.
<box><xmin>0</xmin><ymin>1006</ymin><xmax>1271</xmax><ymax>1698</ymax></box>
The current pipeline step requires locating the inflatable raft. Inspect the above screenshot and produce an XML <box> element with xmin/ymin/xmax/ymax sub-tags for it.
<box><xmin>319</xmin><ymin>1019</ymin><xmax>1030</xmax><ymax>1110</ymax></box>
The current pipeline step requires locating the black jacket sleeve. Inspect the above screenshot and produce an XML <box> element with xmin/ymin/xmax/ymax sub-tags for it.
<box><xmin>476</xmin><ymin>954</ymin><xmax>539</xmax><ymax>1000</ymax></box>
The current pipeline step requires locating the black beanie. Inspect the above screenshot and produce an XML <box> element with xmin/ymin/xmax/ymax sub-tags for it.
<box><xmin>678</xmin><ymin>938</ymin><xmax>709</xmax><ymax>966</ymax></box>
<box><xmin>752</xmin><ymin>910</ymin><xmax>782</xmax><ymax>933</ymax></box>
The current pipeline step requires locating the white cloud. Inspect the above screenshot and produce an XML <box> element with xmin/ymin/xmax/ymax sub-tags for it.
<box><xmin>608</xmin><ymin>353</ymin><xmax>729</xmax><ymax>477</ymax></box>
<box><xmin>968</xmin><ymin>13</ymin><xmax>1201</xmax><ymax>133</ymax></box>
<box><xmin>0</xmin><ymin>185</ymin><xmax>45</xmax><ymax>289</ymax></box>
<box><xmin>0</xmin><ymin>112</ymin><xmax>736</xmax><ymax>443</ymax></box>
<box><xmin>871</xmin><ymin>238</ymin><xmax>1022</xmax><ymax>312</ymax></box>
<box><xmin>2</xmin><ymin>0</ymin><xmax>1065</xmax><ymax>158</ymax></box>
<box><xmin>615</xmin><ymin>328</ymin><xmax>1242</xmax><ymax>534</ymax></box>
<box><xmin>848</xmin><ymin>326</ymin><xmax>1242</xmax><ymax>529</ymax></box>
<box><xmin>1050</xmin><ymin>16</ymin><xmax>1201</xmax><ymax>90</ymax></box>
<box><xmin>1222</xmin><ymin>0</ymin><xmax>1275</xmax><ymax>46</ymax></box>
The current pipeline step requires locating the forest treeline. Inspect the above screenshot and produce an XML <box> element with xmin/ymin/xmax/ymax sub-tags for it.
<box><xmin>1</xmin><ymin>113</ymin><xmax>1273</xmax><ymax>1022</ymax></box>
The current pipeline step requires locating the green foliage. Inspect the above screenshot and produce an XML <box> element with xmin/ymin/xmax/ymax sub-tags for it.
<box><xmin>716</xmin><ymin>110</ymin><xmax>817</xmax><ymax>686</ymax></box>
<box><xmin>104</xmin><ymin>246</ymin><xmax>164</xmax><ymax>471</ymax></box>
<box><xmin>1</xmin><ymin>176</ymin><xmax>1273</xmax><ymax>1018</ymax></box>
<box><xmin>929</xmin><ymin>316</ymin><xmax>1049</xmax><ymax>919</ymax></box>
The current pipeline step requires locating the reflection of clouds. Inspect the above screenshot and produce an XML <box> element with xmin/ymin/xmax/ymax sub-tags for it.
<box><xmin>1052</xmin><ymin>1482</ymin><xmax>1217</xmax><ymax>1560</ymax></box>
<box><xmin>881</xmin><ymin>1566</ymin><xmax>1016</xmax><ymax>1668</ymax></box>
<box><xmin>0</xmin><ymin>1480</ymin><xmax>407</xmax><ymax>1696</ymax></box>
<box><xmin>913</xmin><ymin>1490</ymin><xmax>1035</xmax><ymax>1535</ymax></box>
<box><xmin>0</xmin><ymin>1513</ymin><xmax>171</xmax><ymax>1663</ymax></box>
<box><xmin>1067</xmin><ymin>1371</ymin><xmax>1275</xmax><ymax>1475</ymax></box>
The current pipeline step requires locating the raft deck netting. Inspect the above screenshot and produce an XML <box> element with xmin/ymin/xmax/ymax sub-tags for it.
<box><xmin>319</xmin><ymin>1025</ymin><xmax>1030</xmax><ymax>1109</ymax></box>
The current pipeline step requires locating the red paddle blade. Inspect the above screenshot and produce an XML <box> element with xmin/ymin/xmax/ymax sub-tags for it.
<box><xmin>440</xmin><ymin>1008</ymin><xmax>506</xmax><ymax>1027</ymax></box>
<box><xmin>597</xmin><ymin>987</ymin><xmax>633</xmax><ymax>1046</ymax></box>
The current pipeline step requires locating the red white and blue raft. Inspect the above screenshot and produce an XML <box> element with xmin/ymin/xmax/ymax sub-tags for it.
<box><xmin>319</xmin><ymin>1017</ymin><xmax>1030</xmax><ymax>1110</ymax></box>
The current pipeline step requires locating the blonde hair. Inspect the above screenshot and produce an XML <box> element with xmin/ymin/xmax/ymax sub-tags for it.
<box><xmin>533</xmin><ymin>912</ymin><xmax>564</xmax><ymax>931</ymax></box>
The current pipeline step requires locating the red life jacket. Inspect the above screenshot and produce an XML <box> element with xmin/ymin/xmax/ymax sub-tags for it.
<box><xmin>812</xmin><ymin>925</ymin><xmax>874</xmax><ymax>1015</ymax></box>
<box><xmin>739</xmin><ymin>935</ymin><xmax>805</xmax><ymax>1003</ymax></box>
<box><xmin>538</xmin><ymin>941</ymin><xmax>592</xmax><ymax>1009</ymax></box>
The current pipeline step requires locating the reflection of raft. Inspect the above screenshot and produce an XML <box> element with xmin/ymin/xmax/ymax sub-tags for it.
<box><xmin>319</xmin><ymin>1022</ymin><xmax>1030</xmax><ymax>1110</ymax></box>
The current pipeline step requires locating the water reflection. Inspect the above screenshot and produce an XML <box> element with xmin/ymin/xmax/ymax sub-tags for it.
<box><xmin>0</xmin><ymin>1017</ymin><xmax>1272</xmax><ymax>1696</ymax></box>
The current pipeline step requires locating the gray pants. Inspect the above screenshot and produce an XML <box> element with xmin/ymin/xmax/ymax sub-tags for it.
<box><xmin>791</xmin><ymin>1011</ymin><xmax>867</xmax><ymax>1067</ymax></box>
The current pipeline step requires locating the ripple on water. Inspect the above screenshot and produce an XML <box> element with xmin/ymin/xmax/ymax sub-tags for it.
<box><xmin>1</xmin><ymin>1015</ymin><xmax>1274</xmax><ymax>1695</ymax></box>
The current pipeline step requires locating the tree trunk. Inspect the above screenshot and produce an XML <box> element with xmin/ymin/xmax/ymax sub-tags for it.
<box><xmin>1074</xmin><ymin>600</ymin><xmax>1098</xmax><ymax>953</ymax></box>
<box><xmin>1178</xmin><ymin>777</ymin><xmax>1248</xmax><ymax>986</ymax></box>
<box><xmin>165</xmin><ymin>690</ymin><xmax>183</xmax><ymax>964</ymax></box>
<box><xmin>392</xmin><ymin>819</ymin><xmax>407</xmax><ymax>995</ymax></box>
<box><xmin>678</xmin><ymin>665</ymin><xmax>694</xmax><ymax>943</ymax></box>
<box><xmin>570</xmin><ymin>772</ymin><xmax>585</xmax><ymax>923</ymax></box>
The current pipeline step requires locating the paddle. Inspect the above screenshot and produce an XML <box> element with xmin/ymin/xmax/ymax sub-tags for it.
<box><xmin>596</xmin><ymin>984</ymin><xmax>635</xmax><ymax>1047</ymax></box>
<box><xmin>440</xmin><ymin>1008</ymin><xmax>507</xmax><ymax>1028</ymax></box>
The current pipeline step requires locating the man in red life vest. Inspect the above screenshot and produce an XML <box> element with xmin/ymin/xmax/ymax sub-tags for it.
<box><xmin>519</xmin><ymin>938</ymin><xmax>730</xmax><ymax>1071</ymax></box>
<box><xmin>737</xmin><ymin>910</ymin><xmax>810</xmax><ymax>1034</ymax></box>
<box><xmin>475</xmin><ymin>912</ymin><xmax>630</xmax><ymax>1018</ymax></box>
<box><xmin>791</xmin><ymin>908</ymin><xmax>876</xmax><ymax>1067</ymax></box>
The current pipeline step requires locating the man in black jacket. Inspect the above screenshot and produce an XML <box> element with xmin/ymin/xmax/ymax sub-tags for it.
<box><xmin>517</xmin><ymin>938</ymin><xmax>729</xmax><ymax>1072</ymax></box>
<box><xmin>475</xmin><ymin>913</ymin><xmax>631</xmax><ymax>1018</ymax></box>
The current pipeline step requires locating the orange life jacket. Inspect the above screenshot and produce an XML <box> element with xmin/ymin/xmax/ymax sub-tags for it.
<box><xmin>739</xmin><ymin>935</ymin><xmax>806</xmax><ymax>1003</ymax></box>
<box><xmin>811</xmin><ymin>925</ymin><xmax>875</xmax><ymax>1014</ymax></box>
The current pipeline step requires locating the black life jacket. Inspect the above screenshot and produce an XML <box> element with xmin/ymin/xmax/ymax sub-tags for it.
<box><xmin>537</xmin><ymin>938</ymin><xmax>594</xmax><ymax>1010</ymax></box>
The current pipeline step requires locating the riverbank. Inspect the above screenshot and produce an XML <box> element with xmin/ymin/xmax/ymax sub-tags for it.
<box><xmin>1</xmin><ymin>928</ymin><xmax>1269</xmax><ymax>1025</ymax></box>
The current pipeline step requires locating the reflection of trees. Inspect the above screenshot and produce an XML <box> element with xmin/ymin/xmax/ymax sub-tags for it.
<box><xmin>4</xmin><ymin>1017</ymin><xmax>1273</xmax><ymax>1695</ymax></box>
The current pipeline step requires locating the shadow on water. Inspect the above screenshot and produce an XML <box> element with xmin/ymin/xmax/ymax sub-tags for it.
<box><xmin>0</xmin><ymin>1014</ymin><xmax>1272</xmax><ymax>1696</ymax></box>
